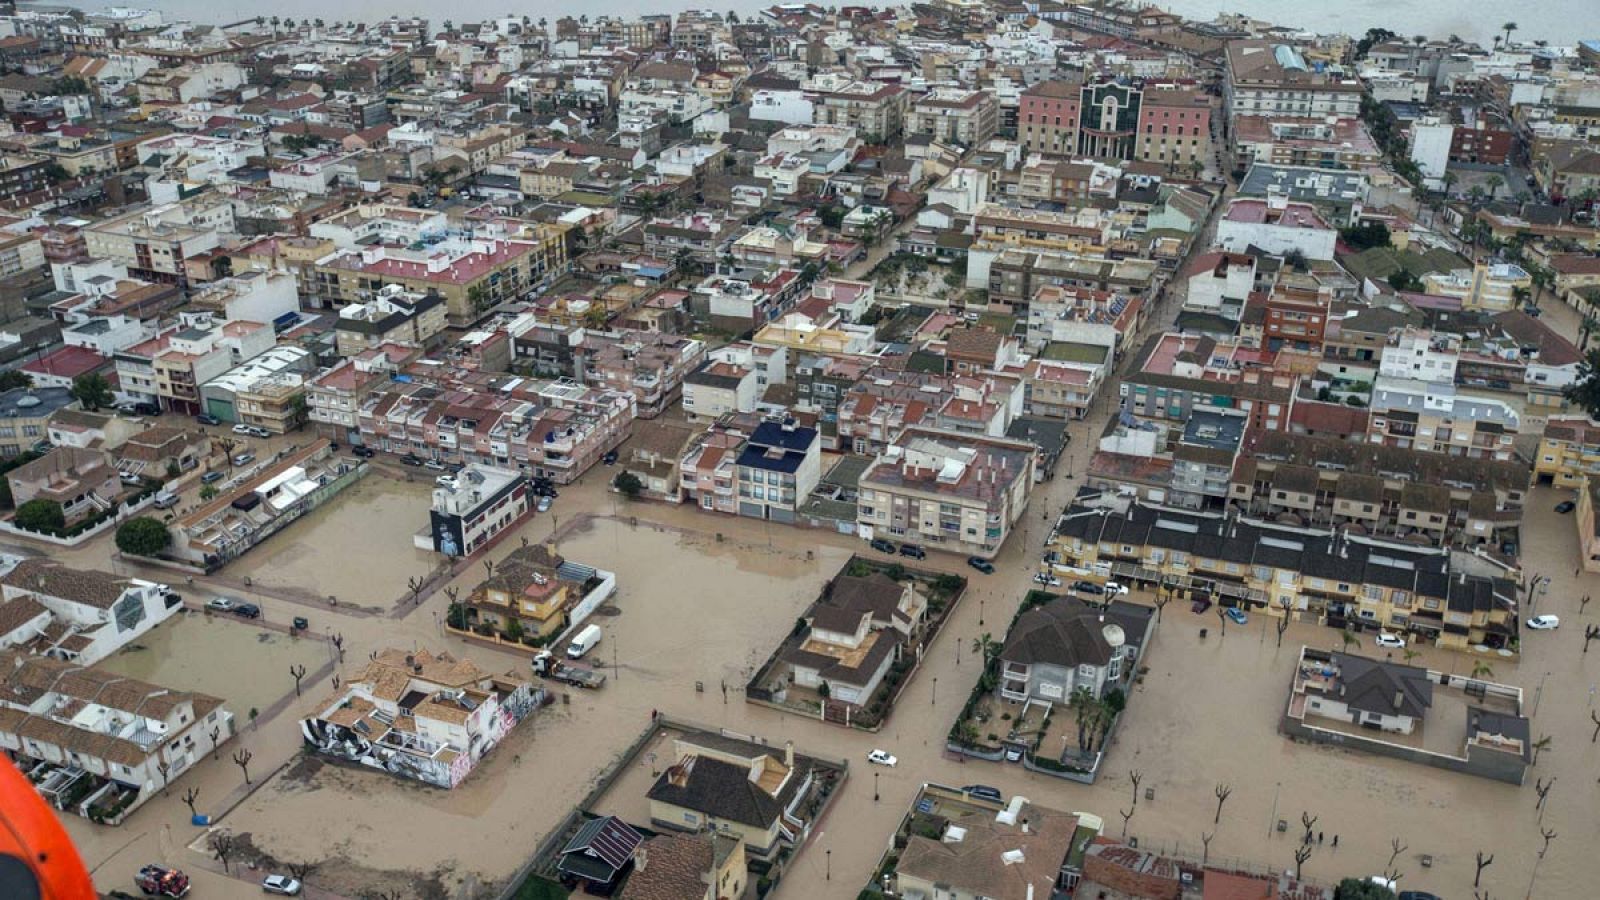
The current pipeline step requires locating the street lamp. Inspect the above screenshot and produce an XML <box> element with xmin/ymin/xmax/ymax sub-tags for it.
<box><xmin>932</xmin><ymin>676</ymin><xmax>938</xmax><ymax>705</ymax></box>
<box><xmin>826</xmin><ymin>849</ymin><xmax>831</xmax><ymax>881</ymax></box>
<box><xmin>978</xmin><ymin>598</ymin><xmax>985</xmax><ymax>626</ymax></box>
<box><xmin>874</xmin><ymin>771</ymin><xmax>880</xmax><ymax>802</ymax></box>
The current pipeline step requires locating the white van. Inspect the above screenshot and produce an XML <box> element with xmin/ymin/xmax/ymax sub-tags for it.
<box><xmin>152</xmin><ymin>490</ymin><xmax>179</xmax><ymax>509</ymax></box>
<box><xmin>566</xmin><ymin>623</ymin><xmax>603</xmax><ymax>660</ymax></box>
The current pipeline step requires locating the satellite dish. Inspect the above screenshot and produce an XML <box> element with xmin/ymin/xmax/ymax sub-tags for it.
<box><xmin>1102</xmin><ymin>623</ymin><xmax>1125</xmax><ymax>649</ymax></box>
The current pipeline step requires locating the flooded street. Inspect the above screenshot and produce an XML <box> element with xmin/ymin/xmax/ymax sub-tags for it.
<box><xmin>45</xmin><ymin>445</ymin><xmax>1600</xmax><ymax>900</ymax></box>
<box><xmin>228</xmin><ymin>476</ymin><xmax>437</xmax><ymax>605</ymax></box>
<box><xmin>96</xmin><ymin>612</ymin><xmax>332</xmax><ymax>720</ymax></box>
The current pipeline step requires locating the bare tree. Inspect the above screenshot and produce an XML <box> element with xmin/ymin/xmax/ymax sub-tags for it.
<box><xmin>290</xmin><ymin>664</ymin><xmax>307</xmax><ymax>697</ymax></box>
<box><xmin>1118</xmin><ymin>806</ymin><xmax>1135</xmax><ymax>839</ymax></box>
<box><xmin>1275</xmin><ymin>599</ymin><xmax>1292</xmax><ymax>647</ymax></box>
<box><xmin>1581</xmin><ymin>594</ymin><xmax>1592</xmax><ymax>616</ymax></box>
<box><xmin>285</xmin><ymin>861</ymin><xmax>318</xmax><ymax>881</ymax></box>
<box><xmin>1531</xmin><ymin>734</ymin><xmax>1552</xmax><ymax>765</ymax></box>
<box><xmin>1214</xmin><ymin>783</ymin><xmax>1232</xmax><ymax>825</ymax></box>
<box><xmin>1200</xmin><ymin>831</ymin><xmax>1214</xmax><ymax>865</ymax></box>
<box><xmin>408</xmin><ymin>575</ymin><xmax>424</xmax><ymax>605</ymax></box>
<box><xmin>1388</xmin><ymin>837</ymin><xmax>1408</xmax><ymax>873</ymax></box>
<box><xmin>1216</xmin><ymin>605</ymin><xmax>1228</xmax><ymax>637</ymax></box>
<box><xmin>1591</xmin><ymin>709</ymin><xmax>1600</xmax><ymax>743</ymax></box>
<box><xmin>1301</xmin><ymin>811</ymin><xmax>1319</xmax><ymax>846</ymax></box>
<box><xmin>1584</xmin><ymin>624</ymin><xmax>1600</xmax><ymax>654</ymax></box>
<box><xmin>208</xmin><ymin>726</ymin><xmax>221</xmax><ymax>761</ymax></box>
<box><xmin>1474</xmin><ymin>851</ymin><xmax>1493</xmax><ymax>887</ymax></box>
<box><xmin>181</xmin><ymin>786</ymin><xmax>200</xmax><ymax>818</ymax></box>
<box><xmin>1129</xmin><ymin>769</ymin><xmax>1143</xmax><ymax>808</ymax></box>
<box><xmin>1538</xmin><ymin>827</ymin><xmax>1556</xmax><ymax>858</ymax></box>
<box><xmin>233</xmin><ymin>748</ymin><xmax>254</xmax><ymax>785</ymax></box>
<box><xmin>483</xmin><ymin>558</ymin><xmax>495</xmax><ymax>579</ymax></box>
<box><xmin>208</xmin><ymin>831</ymin><xmax>237</xmax><ymax>874</ymax></box>
<box><xmin>1293</xmin><ymin>843</ymin><xmax>1313</xmax><ymax>880</ymax></box>
<box><xmin>156</xmin><ymin>760</ymin><xmax>170</xmax><ymax>795</ymax></box>
<box><xmin>1153</xmin><ymin>587</ymin><xmax>1170</xmax><ymax>622</ymax></box>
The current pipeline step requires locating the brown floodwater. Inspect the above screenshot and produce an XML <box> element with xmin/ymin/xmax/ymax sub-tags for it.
<box><xmin>229</xmin><ymin>475</ymin><xmax>437</xmax><ymax>605</ymax></box>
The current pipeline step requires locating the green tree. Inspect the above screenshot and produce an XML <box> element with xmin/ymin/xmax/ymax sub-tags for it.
<box><xmin>0</xmin><ymin>370</ymin><xmax>32</xmax><ymax>391</ymax></box>
<box><xmin>69</xmin><ymin>373</ymin><xmax>114</xmax><ymax>411</ymax></box>
<box><xmin>14</xmin><ymin>499</ymin><xmax>64</xmax><ymax>533</ymax></box>
<box><xmin>1339</xmin><ymin>221</ymin><xmax>1392</xmax><ymax>251</ymax></box>
<box><xmin>1387</xmin><ymin>270</ymin><xmax>1422</xmax><ymax>292</ymax></box>
<box><xmin>1501</xmin><ymin>21</ymin><xmax>1517</xmax><ymax>47</ymax></box>
<box><xmin>613</xmin><ymin>471</ymin><xmax>643</xmax><ymax>498</ymax></box>
<box><xmin>199</xmin><ymin>484</ymin><xmax>219</xmax><ymax>501</ymax></box>
<box><xmin>1334</xmin><ymin>878</ymin><xmax>1396</xmax><ymax>900</ymax></box>
<box><xmin>1562</xmin><ymin>346</ymin><xmax>1600</xmax><ymax>419</ymax></box>
<box><xmin>115</xmin><ymin>516</ymin><xmax>171</xmax><ymax>556</ymax></box>
<box><xmin>1354</xmin><ymin>28</ymin><xmax>1397</xmax><ymax>60</ymax></box>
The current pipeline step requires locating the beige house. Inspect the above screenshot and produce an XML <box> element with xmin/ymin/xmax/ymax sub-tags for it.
<box><xmin>6</xmin><ymin>447</ymin><xmax>120</xmax><ymax>524</ymax></box>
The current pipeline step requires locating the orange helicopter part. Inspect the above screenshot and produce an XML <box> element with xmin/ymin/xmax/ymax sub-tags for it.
<box><xmin>0</xmin><ymin>758</ymin><xmax>97</xmax><ymax>900</ymax></box>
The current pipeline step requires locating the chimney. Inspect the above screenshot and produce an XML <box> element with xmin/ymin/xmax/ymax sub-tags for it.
<box><xmin>784</xmin><ymin>740</ymin><xmax>795</xmax><ymax>768</ymax></box>
<box><xmin>1394</xmin><ymin>689</ymin><xmax>1405</xmax><ymax>711</ymax></box>
<box><xmin>634</xmin><ymin>847</ymin><xmax>649</xmax><ymax>872</ymax></box>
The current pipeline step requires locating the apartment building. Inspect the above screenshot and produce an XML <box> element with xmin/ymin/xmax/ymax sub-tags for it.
<box><xmin>422</xmin><ymin>464</ymin><xmax>532</xmax><ymax>559</ymax></box>
<box><xmin>1215</xmin><ymin>196</ymin><xmax>1337</xmax><ymax>260</ymax></box>
<box><xmin>1050</xmin><ymin>502</ymin><xmax>1519</xmax><ymax>649</ymax></box>
<box><xmin>1122</xmin><ymin>332</ymin><xmax>1297</xmax><ymax>431</ymax></box>
<box><xmin>905</xmin><ymin>89</ymin><xmax>999</xmax><ymax>147</ymax></box>
<box><xmin>733</xmin><ymin>419</ymin><xmax>821</xmax><ymax>524</ymax></box>
<box><xmin>1231</xmin><ymin>429</ymin><xmax>1526</xmax><ymax>547</ymax></box>
<box><xmin>82</xmin><ymin>196</ymin><xmax>235</xmax><ymax>290</ymax></box>
<box><xmin>857</xmin><ymin>428</ymin><xmax>1036</xmax><ymax>559</ymax></box>
<box><xmin>1019</xmin><ymin>79</ymin><xmax>1211</xmax><ymax>168</ymax></box>
<box><xmin>1222</xmin><ymin>41</ymin><xmax>1363</xmax><ymax>126</ymax></box>
<box><xmin>1231</xmin><ymin>116</ymin><xmax>1383</xmax><ymax>170</ymax></box>
<box><xmin>1534</xmin><ymin>415</ymin><xmax>1600</xmax><ymax>488</ymax></box>
<box><xmin>1422</xmin><ymin>263</ymin><xmax>1531</xmax><ymax>313</ymax></box>
<box><xmin>0</xmin><ymin>649</ymin><xmax>231</xmax><ymax>823</ymax></box>
<box><xmin>1368</xmin><ymin>377</ymin><xmax>1520</xmax><ymax>460</ymax></box>
<box><xmin>333</xmin><ymin>286</ymin><xmax>448</xmax><ymax>356</ymax></box>
<box><xmin>116</xmin><ymin>317</ymin><xmax>273</xmax><ymax>415</ymax></box>
<box><xmin>201</xmin><ymin>346</ymin><xmax>314</xmax><ymax>433</ymax></box>
<box><xmin>583</xmin><ymin>332</ymin><xmax>705</xmax><ymax>419</ymax></box>
<box><xmin>0</xmin><ymin>386</ymin><xmax>72</xmax><ymax>458</ymax></box>
<box><xmin>306</xmin><ymin>344</ymin><xmax>418</xmax><ymax>440</ymax></box>
<box><xmin>810</xmin><ymin>80</ymin><xmax>907</xmax><ymax>142</ymax></box>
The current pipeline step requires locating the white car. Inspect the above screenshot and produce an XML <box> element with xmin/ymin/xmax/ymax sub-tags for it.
<box><xmin>261</xmin><ymin>874</ymin><xmax>302</xmax><ymax>895</ymax></box>
<box><xmin>231</xmin><ymin>422</ymin><xmax>255</xmax><ymax>435</ymax></box>
<box><xmin>1032</xmin><ymin>573</ymin><xmax>1062</xmax><ymax>587</ymax></box>
<box><xmin>1104</xmin><ymin>581</ymin><xmax>1131</xmax><ymax>596</ymax></box>
<box><xmin>435</xmin><ymin>474</ymin><xmax>457</xmax><ymax>488</ymax></box>
<box><xmin>1527</xmin><ymin>615</ymin><xmax>1561</xmax><ymax>630</ymax></box>
<box><xmin>867</xmin><ymin>749</ymin><xmax>897</xmax><ymax>767</ymax></box>
<box><xmin>205</xmin><ymin>596</ymin><xmax>235</xmax><ymax>613</ymax></box>
<box><xmin>1374</xmin><ymin>632</ymin><xmax>1406</xmax><ymax>649</ymax></box>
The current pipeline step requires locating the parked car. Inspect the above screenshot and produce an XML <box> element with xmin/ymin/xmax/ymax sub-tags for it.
<box><xmin>120</xmin><ymin>471</ymin><xmax>143</xmax><ymax>485</ymax></box>
<box><xmin>1105</xmin><ymin>581</ymin><xmax>1130</xmax><ymax>596</ymax></box>
<box><xmin>1073</xmin><ymin>581</ymin><xmax>1105</xmax><ymax>595</ymax></box>
<box><xmin>966</xmin><ymin>556</ymin><xmax>995</xmax><ymax>574</ymax></box>
<box><xmin>435</xmin><ymin>474</ymin><xmax>457</xmax><ymax>487</ymax></box>
<box><xmin>1527</xmin><ymin>615</ymin><xmax>1561</xmax><ymax>630</ymax></box>
<box><xmin>1004</xmin><ymin>746</ymin><xmax>1023</xmax><ymax>762</ymax></box>
<box><xmin>1032</xmin><ymin>573</ymin><xmax>1062</xmax><ymax>587</ymax></box>
<box><xmin>200</xmin><ymin>470</ymin><xmax>225</xmax><ymax>484</ymax></box>
<box><xmin>1556</xmin><ymin>500</ymin><xmax>1577</xmax><ymax>514</ymax></box>
<box><xmin>399</xmin><ymin>454</ymin><xmax>423</xmax><ymax>467</ymax></box>
<box><xmin>422</xmin><ymin>459</ymin><xmax>447</xmax><ymax>472</ymax></box>
<box><xmin>261</xmin><ymin>874</ymin><xmax>302</xmax><ymax>896</ymax></box>
<box><xmin>196</xmin><ymin>413</ymin><xmax>221</xmax><ymax>426</ymax></box>
<box><xmin>866</xmin><ymin>749</ymin><xmax>897</xmax><ymax>767</ymax></box>
<box><xmin>897</xmin><ymin>544</ymin><xmax>926</xmax><ymax>560</ymax></box>
<box><xmin>869</xmin><ymin>538</ymin><xmax>896</xmax><ymax>554</ymax></box>
<box><xmin>351</xmin><ymin>446</ymin><xmax>375</xmax><ymax>458</ymax></box>
<box><xmin>1375</xmin><ymin>632</ymin><xmax>1406</xmax><ymax>649</ymax></box>
<box><xmin>1191</xmin><ymin>597</ymin><xmax>1212</xmax><ymax>614</ymax></box>
<box><xmin>963</xmin><ymin>784</ymin><xmax>1003</xmax><ymax>803</ymax></box>
<box><xmin>205</xmin><ymin>596</ymin><xmax>236</xmax><ymax>613</ymax></box>
<box><xmin>602</xmin><ymin>449</ymin><xmax>619</xmax><ymax>465</ymax></box>
<box><xmin>231</xmin><ymin>423</ymin><xmax>255</xmax><ymax>436</ymax></box>
<box><xmin>233</xmin><ymin>603</ymin><xmax>262</xmax><ymax>619</ymax></box>
<box><xmin>232</xmin><ymin>453</ymin><xmax>255</xmax><ymax>467</ymax></box>
<box><xmin>537</xmin><ymin>495</ymin><xmax>553</xmax><ymax>513</ymax></box>
<box><xmin>152</xmin><ymin>490</ymin><xmax>179</xmax><ymax>510</ymax></box>
<box><xmin>1225</xmin><ymin>607</ymin><xmax>1249</xmax><ymax>626</ymax></box>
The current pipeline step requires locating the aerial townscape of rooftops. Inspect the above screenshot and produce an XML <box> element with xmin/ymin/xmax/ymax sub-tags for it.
<box><xmin>0</xmin><ymin>2</ymin><xmax>1596</xmax><ymax>899</ymax></box>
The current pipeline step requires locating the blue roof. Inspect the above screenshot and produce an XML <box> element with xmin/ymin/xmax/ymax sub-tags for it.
<box><xmin>749</xmin><ymin>420</ymin><xmax>817</xmax><ymax>451</ymax></box>
<box><xmin>738</xmin><ymin>444</ymin><xmax>807</xmax><ymax>473</ymax></box>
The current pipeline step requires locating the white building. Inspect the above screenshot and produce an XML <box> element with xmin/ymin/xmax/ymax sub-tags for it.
<box><xmin>0</xmin><ymin>560</ymin><xmax>181</xmax><ymax>666</ymax></box>
<box><xmin>1410</xmin><ymin>117</ymin><xmax>1454</xmax><ymax>187</ymax></box>
<box><xmin>1215</xmin><ymin>196</ymin><xmax>1337</xmax><ymax>260</ymax></box>
<box><xmin>418</xmin><ymin>464</ymin><xmax>532</xmax><ymax>558</ymax></box>
<box><xmin>748</xmin><ymin>89</ymin><xmax>815</xmax><ymax>126</ymax></box>
<box><xmin>927</xmin><ymin>167</ymin><xmax>989</xmax><ymax>215</ymax></box>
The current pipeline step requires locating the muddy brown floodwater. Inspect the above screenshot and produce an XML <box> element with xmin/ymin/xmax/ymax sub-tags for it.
<box><xmin>228</xmin><ymin>475</ymin><xmax>437</xmax><ymax>604</ymax></box>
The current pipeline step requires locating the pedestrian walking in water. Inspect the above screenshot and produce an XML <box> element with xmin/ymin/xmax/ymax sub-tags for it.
<box><xmin>1318</xmin><ymin>832</ymin><xmax>1324</xmax><ymax>845</ymax></box>
<box><xmin>1332</xmin><ymin>834</ymin><xmax>1339</xmax><ymax>848</ymax></box>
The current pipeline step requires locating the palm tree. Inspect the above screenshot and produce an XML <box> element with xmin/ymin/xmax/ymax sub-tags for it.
<box><xmin>1471</xmin><ymin>661</ymin><xmax>1495</xmax><ymax>680</ymax></box>
<box><xmin>1502</xmin><ymin>21</ymin><xmax>1517</xmax><ymax>47</ymax></box>
<box><xmin>971</xmin><ymin>633</ymin><xmax>1002</xmax><ymax>668</ymax></box>
<box><xmin>1485</xmin><ymin>174</ymin><xmax>1505</xmax><ymax>200</ymax></box>
<box><xmin>1442</xmin><ymin>171</ymin><xmax>1459</xmax><ymax>198</ymax></box>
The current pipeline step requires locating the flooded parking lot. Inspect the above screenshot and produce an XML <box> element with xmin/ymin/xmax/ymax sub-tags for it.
<box><xmin>228</xmin><ymin>475</ymin><xmax>436</xmax><ymax>605</ymax></box>
<box><xmin>96</xmin><ymin>611</ymin><xmax>330</xmax><ymax>719</ymax></box>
